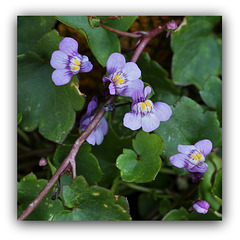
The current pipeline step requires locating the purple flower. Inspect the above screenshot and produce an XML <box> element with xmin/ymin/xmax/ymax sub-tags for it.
<box><xmin>50</xmin><ymin>37</ymin><xmax>93</xmax><ymax>86</ymax></box>
<box><xmin>123</xmin><ymin>86</ymin><xmax>172</xmax><ymax>132</ymax></box>
<box><xmin>169</xmin><ymin>139</ymin><xmax>212</xmax><ymax>180</ymax></box>
<box><xmin>103</xmin><ymin>53</ymin><xmax>144</xmax><ymax>97</ymax></box>
<box><xmin>79</xmin><ymin>97</ymin><xmax>108</xmax><ymax>146</ymax></box>
<box><xmin>166</xmin><ymin>20</ymin><xmax>178</xmax><ymax>30</ymax></box>
<box><xmin>39</xmin><ymin>157</ymin><xmax>47</xmax><ymax>166</ymax></box>
<box><xmin>193</xmin><ymin>200</ymin><xmax>210</xmax><ymax>214</ymax></box>
<box><xmin>166</xmin><ymin>20</ymin><xmax>178</xmax><ymax>38</ymax></box>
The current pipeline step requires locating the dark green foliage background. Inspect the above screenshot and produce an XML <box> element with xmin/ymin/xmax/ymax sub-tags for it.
<box><xmin>17</xmin><ymin>16</ymin><xmax>222</xmax><ymax>221</ymax></box>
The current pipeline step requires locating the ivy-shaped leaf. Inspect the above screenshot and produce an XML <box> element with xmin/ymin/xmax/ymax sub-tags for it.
<box><xmin>171</xmin><ymin>16</ymin><xmax>221</xmax><ymax>89</ymax></box>
<box><xmin>17</xmin><ymin>173</ymin><xmax>64</xmax><ymax>220</ymax></box>
<box><xmin>56</xmin><ymin>16</ymin><xmax>136</xmax><ymax>66</ymax></box>
<box><xmin>154</xmin><ymin>96</ymin><xmax>222</xmax><ymax>162</ymax></box>
<box><xmin>116</xmin><ymin>131</ymin><xmax>163</xmax><ymax>183</ymax></box>
<box><xmin>17</xmin><ymin>51</ymin><xmax>85</xmax><ymax>143</ymax></box>
<box><xmin>200</xmin><ymin>75</ymin><xmax>222</xmax><ymax>124</ymax></box>
<box><xmin>91</xmin><ymin>126</ymin><xmax>132</xmax><ymax>187</ymax></box>
<box><xmin>17</xmin><ymin>16</ymin><xmax>56</xmax><ymax>55</ymax></box>
<box><xmin>53</xmin><ymin>176</ymin><xmax>131</xmax><ymax>221</ymax></box>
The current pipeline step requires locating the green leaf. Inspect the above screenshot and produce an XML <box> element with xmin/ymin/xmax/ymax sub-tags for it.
<box><xmin>154</xmin><ymin>96</ymin><xmax>222</xmax><ymax>162</ymax></box>
<box><xmin>103</xmin><ymin>16</ymin><xmax>137</xmax><ymax>31</ymax></box>
<box><xmin>53</xmin><ymin>176</ymin><xmax>131</xmax><ymax>221</ymax></box>
<box><xmin>200</xmin><ymin>75</ymin><xmax>222</xmax><ymax>123</ymax></box>
<box><xmin>91</xmin><ymin>126</ymin><xmax>132</xmax><ymax>187</ymax></box>
<box><xmin>17</xmin><ymin>52</ymin><xmax>85</xmax><ymax>143</ymax></box>
<box><xmin>171</xmin><ymin>16</ymin><xmax>221</xmax><ymax>89</ymax></box>
<box><xmin>17</xmin><ymin>113</ymin><xmax>22</xmax><ymax>125</ymax></box>
<box><xmin>56</xmin><ymin>16</ymin><xmax>120</xmax><ymax>66</ymax></box>
<box><xmin>56</xmin><ymin>16</ymin><xmax>136</xmax><ymax>66</ymax></box>
<box><xmin>212</xmin><ymin>168</ymin><xmax>222</xmax><ymax>199</ymax></box>
<box><xmin>159</xmin><ymin>198</ymin><xmax>172</xmax><ymax>216</ymax></box>
<box><xmin>199</xmin><ymin>153</ymin><xmax>222</xmax><ymax>211</ymax></box>
<box><xmin>53</xmin><ymin>142</ymin><xmax>103</xmax><ymax>185</ymax></box>
<box><xmin>17</xmin><ymin>16</ymin><xmax>56</xmax><ymax>55</ymax></box>
<box><xmin>116</xmin><ymin>131</ymin><xmax>163</xmax><ymax>183</ymax></box>
<box><xmin>17</xmin><ymin>173</ymin><xmax>64</xmax><ymax>220</ymax></box>
<box><xmin>162</xmin><ymin>207</ymin><xmax>189</xmax><ymax>221</ymax></box>
<box><xmin>36</xmin><ymin>30</ymin><xmax>64</xmax><ymax>59</ymax></box>
<box><xmin>136</xmin><ymin>52</ymin><xmax>181</xmax><ymax>105</ymax></box>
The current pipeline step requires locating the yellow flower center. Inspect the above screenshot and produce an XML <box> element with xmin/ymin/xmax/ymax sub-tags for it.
<box><xmin>191</xmin><ymin>152</ymin><xmax>203</xmax><ymax>161</ymax></box>
<box><xmin>113</xmin><ymin>73</ymin><xmax>125</xmax><ymax>85</ymax></box>
<box><xmin>70</xmin><ymin>57</ymin><xmax>81</xmax><ymax>73</ymax></box>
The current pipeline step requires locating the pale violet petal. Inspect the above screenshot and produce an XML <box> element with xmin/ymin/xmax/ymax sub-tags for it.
<box><xmin>109</xmin><ymin>82</ymin><xmax>116</xmax><ymax>95</ymax></box>
<box><xmin>188</xmin><ymin>162</ymin><xmax>208</xmax><ymax>173</ymax></box>
<box><xmin>123</xmin><ymin>112</ymin><xmax>142</xmax><ymax>131</ymax></box>
<box><xmin>80</xmin><ymin>60</ymin><xmax>93</xmax><ymax>73</ymax></box>
<box><xmin>144</xmin><ymin>86</ymin><xmax>152</xmax><ymax>99</ymax></box>
<box><xmin>50</xmin><ymin>50</ymin><xmax>68</xmax><ymax>69</ymax></box>
<box><xmin>98</xmin><ymin>117</ymin><xmax>108</xmax><ymax>136</ymax></box>
<box><xmin>59</xmin><ymin>37</ymin><xmax>78</xmax><ymax>56</ymax></box>
<box><xmin>120</xmin><ymin>79</ymin><xmax>144</xmax><ymax>97</ymax></box>
<box><xmin>194</xmin><ymin>139</ymin><xmax>213</xmax><ymax>157</ymax></box>
<box><xmin>169</xmin><ymin>153</ymin><xmax>189</xmax><ymax>168</ymax></box>
<box><xmin>177</xmin><ymin>144</ymin><xmax>196</xmax><ymax>155</ymax></box>
<box><xmin>153</xmin><ymin>102</ymin><xmax>172</xmax><ymax>121</ymax></box>
<box><xmin>51</xmin><ymin>69</ymin><xmax>72</xmax><ymax>86</ymax></box>
<box><xmin>106</xmin><ymin>53</ymin><xmax>126</xmax><ymax>76</ymax></box>
<box><xmin>121</xmin><ymin>62</ymin><xmax>141</xmax><ymax>80</ymax></box>
<box><xmin>141</xmin><ymin>112</ymin><xmax>160</xmax><ymax>132</ymax></box>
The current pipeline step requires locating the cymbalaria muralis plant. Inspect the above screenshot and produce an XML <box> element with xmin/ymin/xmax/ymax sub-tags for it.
<box><xmin>17</xmin><ymin>16</ymin><xmax>222</xmax><ymax>221</ymax></box>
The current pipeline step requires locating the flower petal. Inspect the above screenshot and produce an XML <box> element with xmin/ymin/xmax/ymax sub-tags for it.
<box><xmin>98</xmin><ymin>117</ymin><xmax>108</xmax><ymax>136</ymax></box>
<box><xmin>177</xmin><ymin>144</ymin><xmax>196</xmax><ymax>155</ymax></box>
<box><xmin>51</xmin><ymin>69</ymin><xmax>72</xmax><ymax>86</ymax></box>
<box><xmin>169</xmin><ymin>153</ymin><xmax>189</xmax><ymax>168</ymax></box>
<box><xmin>123</xmin><ymin>112</ymin><xmax>142</xmax><ymax>131</ymax></box>
<box><xmin>153</xmin><ymin>102</ymin><xmax>172</xmax><ymax>121</ymax></box>
<box><xmin>109</xmin><ymin>82</ymin><xmax>116</xmax><ymax>95</ymax></box>
<box><xmin>121</xmin><ymin>62</ymin><xmax>141</xmax><ymax>80</ymax></box>
<box><xmin>141</xmin><ymin>112</ymin><xmax>160</xmax><ymax>132</ymax></box>
<box><xmin>120</xmin><ymin>79</ymin><xmax>144</xmax><ymax>97</ymax></box>
<box><xmin>194</xmin><ymin>139</ymin><xmax>213</xmax><ymax>157</ymax></box>
<box><xmin>80</xmin><ymin>60</ymin><xmax>93</xmax><ymax>73</ymax></box>
<box><xmin>81</xmin><ymin>97</ymin><xmax>97</xmax><ymax>123</ymax></box>
<box><xmin>50</xmin><ymin>50</ymin><xmax>68</xmax><ymax>69</ymax></box>
<box><xmin>102</xmin><ymin>77</ymin><xmax>111</xmax><ymax>83</ymax></box>
<box><xmin>131</xmin><ymin>89</ymin><xmax>144</xmax><ymax>107</ymax></box>
<box><xmin>193</xmin><ymin>201</ymin><xmax>210</xmax><ymax>214</ymax></box>
<box><xmin>144</xmin><ymin>86</ymin><xmax>152</xmax><ymax>99</ymax></box>
<box><xmin>59</xmin><ymin>37</ymin><xmax>78</xmax><ymax>56</ymax></box>
<box><xmin>188</xmin><ymin>162</ymin><xmax>208</xmax><ymax>173</ymax></box>
<box><xmin>86</xmin><ymin>131</ymin><xmax>98</xmax><ymax>145</ymax></box>
<box><xmin>106</xmin><ymin>53</ymin><xmax>126</xmax><ymax>76</ymax></box>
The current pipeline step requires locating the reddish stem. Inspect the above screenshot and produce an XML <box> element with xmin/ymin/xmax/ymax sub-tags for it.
<box><xmin>18</xmin><ymin>96</ymin><xmax>116</xmax><ymax>220</ymax></box>
<box><xmin>100</xmin><ymin>23</ymin><xmax>143</xmax><ymax>38</ymax></box>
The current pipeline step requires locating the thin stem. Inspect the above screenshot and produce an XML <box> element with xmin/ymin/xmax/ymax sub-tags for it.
<box><xmin>17</xmin><ymin>96</ymin><xmax>116</xmax><ymax>221</ymax></box>
<box><xmin>122</xmin><ymin>182</ymin><xmax>173</xmax><ymax>198</ymax></box>
<box><xmin>160</xmin><ymin>167</ymin><xmax>176</xmax><ymax>175</ymax></box>
<box><xmin>101</xmin><ymin>23</ymin><xmax>143</xmax><ymax>38</ymax></box>
<box><xmin>131</xmin><ymin>19</ymin><xmax>182</xmax><ymax>63</ymax></box>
